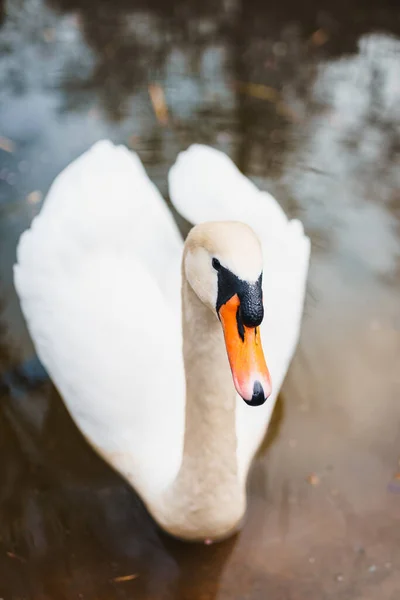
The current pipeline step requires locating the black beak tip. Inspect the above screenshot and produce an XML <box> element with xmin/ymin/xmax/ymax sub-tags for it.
<box><xmin>243</xmin><ymin>381</ymin><xmax>267</xmax><ymax>407</ymax></box>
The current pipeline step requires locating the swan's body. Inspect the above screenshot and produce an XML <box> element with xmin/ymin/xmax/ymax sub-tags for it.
<box><xmin>14</xmin><ymin>141</ymin><xmax>310</xmax><ymax>540</ymax></box>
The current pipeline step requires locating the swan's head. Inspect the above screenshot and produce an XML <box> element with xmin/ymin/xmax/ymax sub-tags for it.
<box><xmin>184</xmin><ymin>221</ymin><xmax>271</xmax><ymax>406</ymax></box>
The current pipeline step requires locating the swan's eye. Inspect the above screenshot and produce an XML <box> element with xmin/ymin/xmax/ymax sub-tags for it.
<box><xmin>212</xmin><ymin>258</ymin><xmax>221</xmax><ymax>271</ymax></box>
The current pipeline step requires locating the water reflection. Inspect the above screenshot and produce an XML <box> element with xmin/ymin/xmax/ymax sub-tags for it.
<box><xmin>282</xmin><ymin>34</ymin><xmax>400</xmax><ymax>279</ymax></box>
<box><xmin>1</xmin><ymin>0</ymin><xmax>400</xmax><ymax>597</ymax></box>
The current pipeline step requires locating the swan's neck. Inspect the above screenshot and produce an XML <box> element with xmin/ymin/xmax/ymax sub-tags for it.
<box><xmin>156</xmin><ymin>276</ymin><xmax>246</xmax><ymax>540</ymax></box>
<box><xmin>181</xmin><ymin>277</ymin><xmax>238</xmax><ymax>470</ymax></box>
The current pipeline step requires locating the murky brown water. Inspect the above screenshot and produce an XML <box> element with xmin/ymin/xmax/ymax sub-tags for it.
<box><xmin>1</xmin><ymin>0</ymin><xmax>400</xmax><ymax>597</ymax></box>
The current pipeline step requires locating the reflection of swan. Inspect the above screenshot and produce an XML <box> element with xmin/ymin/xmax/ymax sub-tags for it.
<box><xmin>14</xmin><ymin>141</ymin><xmax>310</xmax><ymax>541</ymax></box>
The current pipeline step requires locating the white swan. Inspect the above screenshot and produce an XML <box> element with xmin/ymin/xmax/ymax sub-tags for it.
<box><xmin>14</xmin><ymin>141</ymin><xmax>310</xmax><ymax>541</ymax></box>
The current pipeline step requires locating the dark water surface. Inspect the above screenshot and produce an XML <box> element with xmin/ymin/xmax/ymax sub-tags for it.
<box><xmin>1</xmin><ymin>0</ymin><xmax>400</xmax><ymax>598</ymax></box>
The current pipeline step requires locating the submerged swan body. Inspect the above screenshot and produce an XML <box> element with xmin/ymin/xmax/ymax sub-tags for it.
<box><xmin>14</xmin><ymin>141</ymin><xmax>310</xmax><ymax>541</ymax></box>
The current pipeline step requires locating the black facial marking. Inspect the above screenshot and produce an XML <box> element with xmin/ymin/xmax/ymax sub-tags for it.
<box><xmin>215</xmin><ymin>261</ymin><xmax>264</xmax><ymax>329</ymax></box>
<box><xmin>212</xmin><ymin>258</ymin><xmax>221</xmax><ymax>271</ymax></box>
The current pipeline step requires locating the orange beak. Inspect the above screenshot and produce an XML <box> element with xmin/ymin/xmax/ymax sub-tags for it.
<box><xmin>219</xmin><ymin>294</ymin><xmax>271</xmax><ymax>406</ymax></box>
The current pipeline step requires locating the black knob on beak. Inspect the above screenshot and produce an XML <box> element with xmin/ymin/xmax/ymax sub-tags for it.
<box><xmin>215</xmin><ymin>264</ymin><xmax>264</xmax><ymax>329</ymax></box>
<box><xmin>238</xmin><ymin>276</ymin><xmax>263</xmax><ymax>327</ymax></box>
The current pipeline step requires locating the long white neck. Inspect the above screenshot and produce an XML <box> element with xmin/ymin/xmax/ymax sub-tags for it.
<box><xmin>150</xmin><ymin>272</ymin><xmax>246</xmax><ymax>540</ymax></box>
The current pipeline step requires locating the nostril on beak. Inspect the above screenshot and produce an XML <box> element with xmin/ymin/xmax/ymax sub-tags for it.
<box><xmin>244</xmin><ymin>380</ymin><xmax>266</xmax><ymax>406</ymax></box>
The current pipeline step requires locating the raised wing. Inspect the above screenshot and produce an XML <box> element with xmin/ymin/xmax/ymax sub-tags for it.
<box><xmin>14</xmin><ymin>141</ymin><xmax>185</xmax><ymax>496</ymax></box>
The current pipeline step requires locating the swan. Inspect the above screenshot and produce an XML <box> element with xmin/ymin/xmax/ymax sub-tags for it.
<box><xmin>13</xmin><ymin>141</ymin><xmax>310</xmax><ymax>541</ymax></box>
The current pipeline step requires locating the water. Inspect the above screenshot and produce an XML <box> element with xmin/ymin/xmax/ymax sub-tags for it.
<box><xmin>0</xmin><ymin>0</ymin><xmax>400</xmax><ymax>597</ymax></box>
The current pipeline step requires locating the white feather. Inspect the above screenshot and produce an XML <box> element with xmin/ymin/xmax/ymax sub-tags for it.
<box><xmin>15</xmin><ymin>141</ymin><xmax>185</xmax><ymax>498</ymax></box>
<box><xmin>14</xmin><ymin>139</ymin><xmax>310</xmax><ymax>505</ymax></box>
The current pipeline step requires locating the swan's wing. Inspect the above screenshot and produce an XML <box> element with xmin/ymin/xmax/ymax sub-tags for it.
<box><xmin>168</xmin><ymin>144</ymin><xmax>290</xmax><ymax>236</ymax></box>
<box><xmin>35</xmin><ymin>140</ymin><xmax>183</xmax><ymax>309</ymax></box>
<box><xmin>168</xmin><ymin>144</ymin><xmax>310</xmax><ymax>479</ymax></box>
<box><xmin>14</xmin><ymin>141</ymin><xmax>185</xmax><ymax>497</ymax></box>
